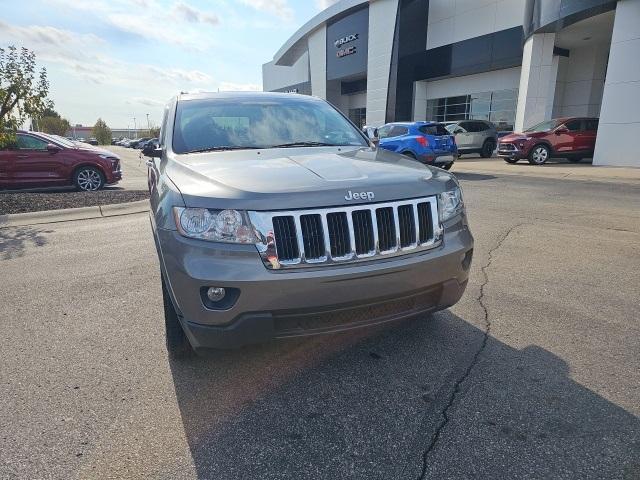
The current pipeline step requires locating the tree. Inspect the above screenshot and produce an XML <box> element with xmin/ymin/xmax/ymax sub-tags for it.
<box><xmin>149</xmin><ymin>126</ymin><xmax>160</xmax><ymax>138</ymax></box>
<box><xmin>0</xmin><ymin>46</ymin><xmax>51</xmax><ymax>147</ymax></box>
<box><xmin>39</xmin><ymin>115</ymin><xmax>70</xmax><ymax>136</ymax></box>
<box><xmin>36</xmin><ymin>106</ymin><xmax>71</xmax><ymax>136</ymax></box>
<box><xmin>92</xmin><ymin>118</ymin><xmax>112</xmax><ymax>145</ymax></box>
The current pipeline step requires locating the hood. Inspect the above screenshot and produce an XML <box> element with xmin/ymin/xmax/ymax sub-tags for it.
<box><xmin>75</xmin><ymin>145</ymin><xmax>118</xmax><ymax>157</ymax></box>
<box><xmin>164</xmin><ymin>146</ymin><xmax>458</xmax><ymax>211</ymax></box>
<box><xmin>500</xmin><ymin>131</ymin><xmax>547</xmax><ymax>142</ymax></box>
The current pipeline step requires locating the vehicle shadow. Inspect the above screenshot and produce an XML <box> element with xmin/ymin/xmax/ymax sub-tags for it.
<box><xmin>452</xmin><ymin>172</ymin><xmax>497</xmax><ymax>181</ymax></box>
<box><xmin>0</xmin><ymin>219</ymin><xmax>51</xmax><ymax>260</ymax></box>
<box><xmin>168</xmin><ymin>311</ymin><xmax>640</xmax><ymax>479</ymax></box>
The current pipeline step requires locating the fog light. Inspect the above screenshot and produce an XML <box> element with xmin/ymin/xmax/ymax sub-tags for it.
<box><xmin>206</xmin><ymin>287</ymin><xmax>226</xmax><ymax>302</ymax></box>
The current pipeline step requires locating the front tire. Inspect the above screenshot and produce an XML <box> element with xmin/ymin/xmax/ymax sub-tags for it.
<box><xmin>162</xmin><ymin>274</ymin><xmax>194</xmax><ymax>360</ymax></box>
<box><xmin>480</xmin><ymin>139</ymin><xmax>495</xmax><ymax>158</ymax></box>
<box><xmin>74</xmin><ymin>166</ymin><xmax>105</xmax><ymax>191</ymax></box>
<box><xmin>503</xmin><ymin>157</ymin><xmax>519</xmax><ymax>164</ymax></box>
<box><xmin>528</xmin><ymin>144</ymin><xmax>550</xmax><ymax>165</ymax></box>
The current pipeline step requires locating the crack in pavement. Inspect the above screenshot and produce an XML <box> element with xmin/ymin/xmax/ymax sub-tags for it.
<box><xmin>416</xmin><ymin>222</ymin><xmax>528</xmax><ymax>480</ymax></box>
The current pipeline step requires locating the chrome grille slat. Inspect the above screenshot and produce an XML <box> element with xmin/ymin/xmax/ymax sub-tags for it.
<box><xmin>249</xmin><ymin>196</ymin><xmax>443</xmax><ymax>270</ymax></box>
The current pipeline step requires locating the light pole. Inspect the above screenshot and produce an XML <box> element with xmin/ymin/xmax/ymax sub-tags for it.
<box><xmin>133</xmin><ymin>117</ymin><xmax>137</xmax><ymax>139</ymax></box>
<box><xmin>146</xmin><ymin>113</ymin><xmax>150</xmax><ymax>135</ymax></box>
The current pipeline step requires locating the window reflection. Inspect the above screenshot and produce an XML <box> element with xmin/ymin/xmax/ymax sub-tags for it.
<box><xmin>426</xmin><ymin>88</ymin><xmax>518</xmax><ymax>132</ymax></box>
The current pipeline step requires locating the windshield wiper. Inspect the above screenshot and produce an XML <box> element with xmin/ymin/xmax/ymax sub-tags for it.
<box><xmin>184</xmin><ymin>146</ymin><xmax>262</xmax><ymax>154</ymax></box>
<box><xmin>270</xmin><ymin>141</ymin><xmax>341</xmax><ymax>148</ymax></box>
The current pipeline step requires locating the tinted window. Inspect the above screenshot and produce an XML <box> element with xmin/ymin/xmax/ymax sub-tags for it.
<box><xmin>172</xmin><ymin>96</ymin><xmax>368</xmax><ymax>154</ymax></box>
<box><xmin>17</xmin><ymin>134</ymin><xmax>48</xmax><ymax>150</ymax></box>
<box><xmin>459</xmin><ymin>121</ymin><xmax>477</xmax><ymax>132</ymax></box>
<box><xmin>524</xmin><ymin>120</ymin><xmax>560</xmax><ymax>133</ymax></box>
<box><xmin>585</xmin><ymin>119</ymin><xmax>599</xmax><ymax>131</ymax></box>
<box><xmin>159</xmin><ymin>107</ymin><xmax>169</xmax><ymax>146</ymax></box>
<box><xmin>377</xmin><ymin>125</ymin><xmax>393</xmax><ymax>139</ymax></box>
<box><xmin>472</xmin><ymin>121</ymin><xmax>490</xmax><ymax>132</ymax></box>
<box><xmin>389</xmin><ymin>125</ymin><xmax>409</xmax><ymax>137</ymax></box>
<box><xmin>419</xmin><ymin>124</ymin><xmax>450</xmax><ymax>136</ymax></box>
<box><xmin>564</xmin><ymin>120</ymin><xmax>582</xmax><ymax>132</ymax></box>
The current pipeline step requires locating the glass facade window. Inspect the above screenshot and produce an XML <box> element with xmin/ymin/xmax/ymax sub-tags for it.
<box><xmin>349</xmin><ymin>107</ymin><xmax>367</xmax><ymax>128</ymax></box>
<box><xmin>426</xmin><ymin>88</ymin><xmax>518</xmax><ymax>131</ymax></box>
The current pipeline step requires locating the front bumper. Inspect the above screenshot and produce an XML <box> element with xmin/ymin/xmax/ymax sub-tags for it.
<box><xmin>497</xmin><ymin>144</ymin><xmax>528</xmax><ymax>159</ymax></box>
<box><xmin>106</xmin><ymin>169</ymin><xmax>122</xmax><ymax>184</ymax></box>
<box><xmin>153</xmin><ymin>217</ymin><xmax>473</xmax><ymax>350</ymax></box>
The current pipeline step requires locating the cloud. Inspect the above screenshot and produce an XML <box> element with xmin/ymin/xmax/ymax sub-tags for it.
<box><xmin>0</xmin><ymin>21</ymin><xmax>212</xmax><ymax>88</ymax></box>
<box><xmin>218</xmin><ymin>82</ymin><xmax>262</xmax><ymax>92</ymax></box>
<box><xmin>315</xmin><ymin>0</ymin><xmax>340</xmax><ymax>10</ymax></box>
<box><xmin>239</xmin><ymin>0</ymin><xmax>293</xmax><ymax>21</ymax></box>
<box><xmin>128</xmin><ymin>97</ymin><xmax>165</xmax><ymax>107</ymax></box>
<box><xmin>172</xmin><ymin>2</ymin><xmax>219</xmax><ymax>27</ymax></box>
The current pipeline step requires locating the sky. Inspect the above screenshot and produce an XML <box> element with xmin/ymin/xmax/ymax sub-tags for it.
<box><xmin>0</xmin><ymin>0</ymin><xmax>340</xmax><ymax>129</ymax></box>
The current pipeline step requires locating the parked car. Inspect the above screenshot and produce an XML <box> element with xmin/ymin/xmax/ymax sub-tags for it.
<box><xmin>87</xmin><ymin>137</ymin><xmax>99</xmax><ymax>146</ymax></box>
<box><xmin>129</xmin><ymin>137</ymin><xmax>151</xmax><ymax>149</ymax></box>
<box><xmin>140</xmin><ymin>138</ymin><xmax>159</xmax><ymax>152</ymax></box>
<box><xmin>377</xmin><ymin>121</ymin><xmax>457</xmax><ymax>170</ymax></box>
<box><xmin>0</xmin><ymin>131</ymin><xmax>122</xmax><ymax>191</ymax></box>
<box><xmin>497</xmin><ymin>117</ymin><xmax>599</xmax><ymax>165</ymax></box>
<box><xmin>444</xmin><ymin>120</ymin><xmax>497</xmax><ymax>158</ymax></box>
<box><xmin>146</xmin><ymin>92</ymin><xmax>473</xmax><ymax>357</ymax></box>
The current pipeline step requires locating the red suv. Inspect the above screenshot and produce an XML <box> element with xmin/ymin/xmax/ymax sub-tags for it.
<box><xmin>498</xmin><ymin>117</ymin><xmax>598</xmax><ymax>165</ymax></box>
<box><xmin>0</xmin><ymin>131</ymin><xmax>122</xmax><ymax>190</ymax></box>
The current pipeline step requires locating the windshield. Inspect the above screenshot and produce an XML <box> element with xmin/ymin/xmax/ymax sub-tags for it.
<box><xmin>524</xmin><ymin>120</ymin><xmax>560</xmax><ymax>133</ymax></box>
<box><xmin>39</xmin><ymin>133</ymin><xmax>76</xmax><ymax>148</ymax></box>
<box><xmin>172</xmin><ymin>96</ymin><xmax>368</xmax><ymax>154</ymax></box>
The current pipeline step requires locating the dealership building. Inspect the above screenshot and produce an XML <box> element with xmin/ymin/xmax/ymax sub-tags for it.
<box><xmin>262</xmin><ymin>0</ymin><xmax>640</xmax><ymax>167</ymax></box>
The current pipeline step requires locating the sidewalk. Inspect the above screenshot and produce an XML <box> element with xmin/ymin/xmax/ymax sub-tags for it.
<box><xmin>453</xmin><ymin>157</ymin><xmax>640</xmax><ymax>185</ymax></box>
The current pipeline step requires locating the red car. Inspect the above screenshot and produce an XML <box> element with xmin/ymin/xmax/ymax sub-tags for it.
<box><xmin>497</xmin><ymin>117</ymin><xmax>598</xmax><ymax>165</ymax></box>
<box><xmin>0</xmin><ymin>131</ymin><xmax>122</xmax><ymax>191</ymax></box>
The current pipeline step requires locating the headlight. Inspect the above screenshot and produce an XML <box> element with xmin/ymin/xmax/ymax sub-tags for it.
<box><xmin>173</xmin><ymin>207</ymin><xmax>257</xmax><ymax>243</ymax></box>
<box><xmin>438</xmin><ymin>186</ymin><xmax>464</xmax><ymax>222</ymax></box>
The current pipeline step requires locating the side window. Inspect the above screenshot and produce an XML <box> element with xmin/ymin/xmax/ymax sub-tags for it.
<box><xmin>436</xmin><ymin>124</ymin><xmax>450</xmax><ymax>135</ymax></box>
<box><xmin>459</xmin><ymin>121</ymin><xmax>475</xmax><ymax>132</ymax></box>
<box><xmin>564</xmin><ymin>120</ymin><xmax>582</xmax><ymax>132</ymax></box>
<box><xmin>420</xmin><ymin>124</ymin><xmax>450</xmax><ymax>136</ymax></box>
<box><xmin>474</xmin><ymin>121</ymin><xmax>489</xmax><ymax>132</ymax></box>
<box><xmin>159</xmin><ymin>107</ymin><xmax>169</xmax><ymax>146</ymax></box>
<box><xmin>389</xmin><ymin>126</ymin><xmax>409</xmax><ymax>137</ymax></box>
<box><xmin>585</xmin><ymin>119</ymin><xmax>599</xmax><ymax>131</ymax></box>
<box><xmin>377</xmin><ymin>125</ymin><xmax>392</xmax><ymax>139</ymax></box>
<box><xmin>17</xmin><ymin>134</ymin><xmax>48</xmax><ymax>150</ymax></box>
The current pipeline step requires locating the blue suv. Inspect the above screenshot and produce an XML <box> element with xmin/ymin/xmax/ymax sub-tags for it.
<box><xmin>378</xmin><ymin>122</ymin><xmax>457</xmax><ymax>170</ymax></box>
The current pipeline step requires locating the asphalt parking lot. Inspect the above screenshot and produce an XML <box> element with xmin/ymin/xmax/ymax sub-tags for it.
<box><xmin>1</xmin><ymin>172</ymin><xmax>639</xmax><ymax>479</ymax></box>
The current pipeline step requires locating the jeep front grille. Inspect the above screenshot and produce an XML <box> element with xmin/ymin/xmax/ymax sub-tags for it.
<box><xmin>249</xmin><ymin>197</ymin><xmax>443</xmax><ymax>270</ymax></box>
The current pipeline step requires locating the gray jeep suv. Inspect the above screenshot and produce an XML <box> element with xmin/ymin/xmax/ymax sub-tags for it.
<box><xmin>147</xmin><ymin>92</ymin><xmax>473</xmax><ymax>357</ymax></box>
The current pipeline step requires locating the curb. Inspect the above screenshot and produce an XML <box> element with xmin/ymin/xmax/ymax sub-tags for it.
<box><xmin>0</xmin><ymin>200</ymin><xmax>149</xmax><ymax>228</ymax></box>
<box><xmin>452</xmin><ymin>166</ymin><xmax>640</xmax><ymax>185</ymax></box>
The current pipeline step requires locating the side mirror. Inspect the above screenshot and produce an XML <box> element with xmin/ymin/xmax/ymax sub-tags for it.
<box><xmin>363</xmin><ymin>126</ymin><xmax>379</xmax><ymax>146</ymax></box>
<box><xmin>143</xmin><ymin>144</ymin><xmax>162</xmax><ymax>158</ymax></box>
<box><xmin>46</xmin><ymin>143</ymin><xmax>62</xmax><ymax>154</ymax></box>
<box><xmin>555</xmin><ymin>127</ymin><xmax>568</xmax><ymax>134</ymax></box>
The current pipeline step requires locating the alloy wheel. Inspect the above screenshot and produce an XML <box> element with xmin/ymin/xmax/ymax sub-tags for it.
<box><xmin>77</xmin><ymin>169</ymin><xmax>103</xmax><ymax>191</ymax></box>
<box><xmin>531</xmin><ymin>146</ymin><xmax>549</xmax><ymax>165</ymax></box>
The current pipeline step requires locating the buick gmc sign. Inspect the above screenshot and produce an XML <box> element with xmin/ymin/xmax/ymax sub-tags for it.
<box><xmin>326</xmin><ymin>7</ymin><xmax>368</xmax><ymax>81</ymax></box>
<box><xmin>334</xmin><ymin>33</ymin><xmax>358</xmax><ymax>48</ymax></box>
